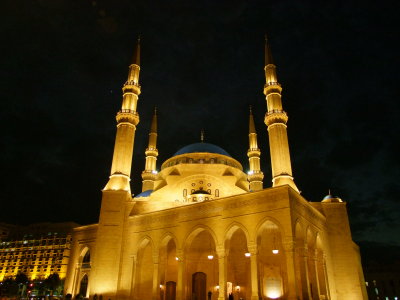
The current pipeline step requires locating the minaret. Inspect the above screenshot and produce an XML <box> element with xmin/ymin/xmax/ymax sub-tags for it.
<box><xmin>247</xmin><ymin>106</ymin><xmax>264</xmax><ymax>191</ymax></box>
<box><xmin>104</xmin><ymin>37</ymin><xmax>141</xmax><ymax>192</ymax></box>
<box><xmin>92</xmin><ymin>38</ymin><xmax>142</xmax><ymax>299</ymax></box>
<box><xmin>141</xmin><ymin>107</ymin><xmax>158</xmax><ymax>192</ymax></box>
<box><xmin>263</xmin><ymin>36</ymin><xmax>299</xmax><ymax>192</ymax></box>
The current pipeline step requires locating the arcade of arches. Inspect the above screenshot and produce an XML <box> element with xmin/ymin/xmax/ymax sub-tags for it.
<box><xmin>71</xmin><ymin>217</ymin><xmax>331</xmax><ymax>300</ymax></box>
<box><xmin>131</xmin><ymin>222</ymin><xmax>329</xmax><ymax>300</ymax></box>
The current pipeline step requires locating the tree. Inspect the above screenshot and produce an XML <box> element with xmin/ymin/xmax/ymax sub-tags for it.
<box><xmin>15</xmin><ymin>272</ymin><xmax>28</xmax><ymax>284</ymax></box>
<box><xmin>15</xmin><ymin>272</ymin><xmax>29</xmax><ymax>297</ymax></box>
<box><xmin>44</xmin><ymin>273</ymin><xmax>61</xmax><ymax>296</ymax></box>
<box><xmin>1</xmin><ymin>277</ymin><xmax>18</xmax><ymax>297</ymax></box>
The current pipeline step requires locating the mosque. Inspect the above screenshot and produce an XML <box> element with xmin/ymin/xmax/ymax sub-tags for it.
<box><xmin>64</xmin><ymin>39</ymin><xmax>367</xmax><ymax>300</ymax></box>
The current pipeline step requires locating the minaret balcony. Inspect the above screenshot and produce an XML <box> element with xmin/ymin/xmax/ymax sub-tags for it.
<box><xmin>141</xmin><ymin>170</ymin><xmax>158</xmax><ymax>181</ymax></box>
<box><xmin>145</xmin><ymin>148</ymin><xmax>159</xmax><ymax>157</ymax></box>
<box><xmin>265</xmin><ymin>110</ymin><xmax>288</xmax><ymax>125</ymax></box>
<box><xmin>247</xmin><ymin>148</ymin><xmax>261</xmax><ymax>157</ymax></box>
<box><xmin>122</xmin><ymin>82</ymin><xmax>141</xmax><ymax>95</ymax></box>
<box><xmin>116</xmin><ymin>109</ymin><xmax>139</xmax><ymax>125</ymax></box>
<box><xmin>264</xmin><ymin>82</ymin><xmax>282</xmax><ymax>94</ymax></box>
<box><xmin>247</xmin><ymin>171</ymin><xmax>264</xmax><ymax>182</ymax></box>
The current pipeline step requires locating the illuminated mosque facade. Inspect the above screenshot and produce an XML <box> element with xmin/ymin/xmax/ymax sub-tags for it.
<box><xmin>64</xmin><ymin>39</ymin><xmax>367</xmax><ymax>300</ymax></box>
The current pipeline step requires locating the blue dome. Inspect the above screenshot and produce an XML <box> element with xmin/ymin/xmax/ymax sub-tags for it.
<box><xmin>134</xmin><ymin>190</ymin><xmax>153</xmax><ymax>198</ymax></box>
<box><xmin>173</xmin><ymin>143</ymin><xmax>231</xmax><ymax>157</ymax></box>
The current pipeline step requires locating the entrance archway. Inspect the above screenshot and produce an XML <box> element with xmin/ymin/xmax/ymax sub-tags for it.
<box><xmin>166</xmin><ymin>281</ymin><xmax>176</xmax><ymax>300</ymax></box>
<box><xmin>79</xmin><ymin>274</ymin><xmax>88</xmax><ymax>297</ymax></box>
<box><xmin>192</xmin><ymin>272</ymin><xmax>207</xmax><ymax>300</ymax></box>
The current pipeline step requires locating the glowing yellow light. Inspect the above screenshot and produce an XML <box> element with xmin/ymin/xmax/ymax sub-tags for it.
<box><xmin>175</xmin><ymin>257</ymin><xmax>179</xmax><ymax>261</ymax></box>
<box><xmin>207</xmin><ymin>254</ymin><xmax>214</xmax><ymax>260</ymax></box>
<box><xmin>245</xmin><ymin>252</ymin><xmax>251</xmax><ymax>257</ymax></box>
<box><xmin>236</xmin><ymin>285</ymin><xmax>240</xmax><ymax>291</ymax></box>
<box><xmin>264</xmin><ymin>277</ymin><xmax>282</xmax><ymax>299</ymax></box>
<box><xmin>216</xmin><ymin>285</ymin><xmax>220</xmax><ymax>290</ymax></box>
<box><xmin>272</xmin><ymin>249</ymin><xmax>279</xmax><ymax>254</ymax></box>
<box><xmin>159</xmin><ymin>284</ymin><xmax>163</xmax><ymax>289</ymax></box>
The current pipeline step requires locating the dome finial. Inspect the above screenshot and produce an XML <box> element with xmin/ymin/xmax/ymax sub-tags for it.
<box><xmin>200</xmin><ymin>129</ymin><xmax>205</xmax><ymax>143</ymax></box>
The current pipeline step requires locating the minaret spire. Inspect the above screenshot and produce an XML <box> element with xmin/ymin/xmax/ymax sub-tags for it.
<box><xmin>141</xmin><ymin>107</ymin><xmax>159</xmax><ymax>192</ymax></box>
<box><xmin>247</xmin><ymin>106</ymin><xmax>264</xmax><ymax>191</ymax></box>
<box><xmin>104</xmin><ymin>37</ymin><xmax>141</xmax><ymax>191</ymax></box>
<box><xmin>263</xmin><ymin>36</ymin><xmax>299</xmax><ymax>192</ymax></box>
<box><xmin>92</xmin><ymin>38</ymin><xmax>143</xmax><ymax>294</ymax></box>
<box><xmin>200</xmin><ymin>129</ymin><xmax>205</xmax><ymax>143</ymax></box>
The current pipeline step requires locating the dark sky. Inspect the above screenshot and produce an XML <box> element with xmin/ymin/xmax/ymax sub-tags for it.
<box><xmin>1</xmin><ymin>0</ymin><xmax>399</xmax><ymax>248</ymax></box>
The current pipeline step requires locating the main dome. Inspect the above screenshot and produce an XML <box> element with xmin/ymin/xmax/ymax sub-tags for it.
<box><xmin>173</xmin><ymin>142</ymin><xmax>231</xmax><ymax>157</ymax></box>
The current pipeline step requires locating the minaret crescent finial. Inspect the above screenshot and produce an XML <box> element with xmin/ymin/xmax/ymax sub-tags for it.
<box><xmin>264</xmin><ymin>34</ymin><xmax>274</xmax><ymax>66</ymax></box>
<box><xmin>132</xmin><ymin>36</ymin><xmax>141</xmax><ymax>66</ymax></box>
<box><xmin>200</xmin><ymin>129</ymin><xmax>204</xmax><ymax>143</ymax></box>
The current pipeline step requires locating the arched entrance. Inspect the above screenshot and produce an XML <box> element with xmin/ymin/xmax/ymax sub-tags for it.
<box><xmin>226</xmin><ymin>227</ymin><xmax>250</xmax><ymax>300</ymax></box>
<box><xmin>185</xmin><ymin>229</ymin><xmax>218</xmax><ymax>300</ymax></box>
<box><xmin>165</xmin><ymin>281</ymin><xmax>176</xmax><ymax>300</ymax></box>
<box><xmin>135</xmin><ymin>239</ymin><xmax>153</xmax><ymax>300</ymax></box>
<box><xmin>192</xmin><ymin>272</ymin><xmax>207</xmax><ymax>300</ymax></box>
<box><xmin>79</xmin><ymin>274</ymin><xmax>88</xmax><ymax>297</ymax></box>
<box><xmin>159</xmin><ymin>237</ymin><xmax>178</xmax><ymax>300</ymax></box>
<box><xmin>257</xmin><ymin>220</ymin><xmax>285</xmax><ymax>299</ymax></box>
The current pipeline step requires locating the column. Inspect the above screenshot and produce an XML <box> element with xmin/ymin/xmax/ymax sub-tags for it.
<box><xmin>216</xmin><ymin>247</ymin><xmax>227</xmax><ymax>300</ymax></box>
<box><xmin>299</xmin><ymin>247</ymin><xmax>311</xmax><ymax>299</ymax></box>
<box><xmin>176</xmin><ymin>250</ymin><xmax>184</xmax><ymax>300</ymax></box>
<box><xmin>248</xmin><ymin>243</ymin><xmax>259</xmax><ymax>300</ymax></box>
<box><xmin>152</xmin><ymin>255</ymin><xmax>160</xmax><ymax>300</ymax></box>
<box><xmin>130</xmin><ymin>255</ymin><xmax>137</xmax><ymax>300</ymax></box>
<box><xmin>322</xmin><ymin>254</ymin><xmax>331</xmax><ymax>300</ymax></box>
<box><xmin>313</xmin><ymin>249</ymin><xmax>322</xmax><ymax>299</ymax></box>
<box><xmin>283</xmin><ymin>239</ymin><xmax>299</xmax><ymax>300</ymax></box>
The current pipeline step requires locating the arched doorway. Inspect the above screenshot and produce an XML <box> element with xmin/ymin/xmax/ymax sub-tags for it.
<box><xmin>257</xmin><ymin>220</ymin><xmax>285</xmax><ymax>299</ymax></box>
<box><xmin>185</xmin><ymin>229</ymin><xmax>218</xmax><ymax>300</ymax></box>
<box><xmin>226</xmin><ymin>227</ymin><xmax>250</xmax><ymax>300</ymax></box>
<box><xmin>79</xmin><ymin>274</ymin><xmax>88</xmax><ymax>297</ymax></box>
<box><xmin>159</xmin><ymin>237</ymin><xmax>178</xmax><ymax>300</ymax></box>
<box><xmin>192</xmin><ymin>272</ymin><xmax>207</xmax><ymax>300</ymax></box>
<box><xmin>135</xmin><ymin>239</ymin><xmax>153</xmax><ymax>300</ymax></box>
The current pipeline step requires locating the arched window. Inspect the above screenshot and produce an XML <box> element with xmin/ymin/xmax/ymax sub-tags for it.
<box><xmin>79</xmin><ymin>274</ymin><xmax>89</xmax><ymax>297</ymax></box>
<box><xmin>82</xmin><ymin>251</ymin><xmax>90</xmax><ymax>263</ymax></box>
<box><xmin>215</xmin><ymin>189</ymin><xmax>219</xmax><ymax>197</ymax></box>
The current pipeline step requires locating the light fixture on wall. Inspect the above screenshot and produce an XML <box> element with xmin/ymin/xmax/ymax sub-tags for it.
<box><xmin>244</xmin><ymin>252</ymin><xmax>251</xmax><ymax>257</ymax></box>
<box><xmin>272</xmin><ymin>235</ymin><xmax>279</xmax><ymax>254</ymax></box>
<box><xmin>235</xmin><ymin>285</ymin><xmax>240</xmax><ymax>292</ymax></box>
<box><xmin>207</xmin><ymin>240</ymin><xmax>214</xmax><ymax>260</ymax></box>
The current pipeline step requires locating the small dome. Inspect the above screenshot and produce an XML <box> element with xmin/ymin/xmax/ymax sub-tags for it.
<box><xmin>134</xmin><ymin>190</ymin><xmax>153</xmax><ymax>198</ymax></box>
<box><xmin>322</xmin><ymin>194</ymin><xmax>343</xmax><ymax>203</ymax></box>
<box><xmin>173</xmin><ymin>143</ymin><xmax>231</xmax><ymax>157</ymax></box>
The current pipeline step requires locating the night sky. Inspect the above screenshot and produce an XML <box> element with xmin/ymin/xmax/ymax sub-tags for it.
<box><xmin>2</xmin><ymin>0</ymin><xmax>399</xmax><ymax>252</ymax></box>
